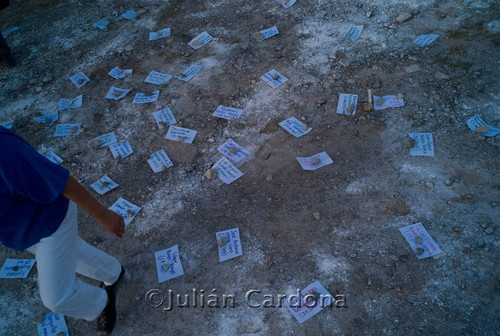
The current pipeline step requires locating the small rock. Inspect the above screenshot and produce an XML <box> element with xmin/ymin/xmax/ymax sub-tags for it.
<box><xmin>335</xmin><ymin>50</ymin><xmax>346</xmax><ymax>59</ymax></box>
<box><xmin>484</xmin><ymin>228</ymin><xmax>494</xmax><ymax>235</ymax></box>
<box><xmin>403</xmin><ymin>137</ymin><xmax>416</xmax><ymax>149</ymax></box>
<box><xmin>271</xmin><ymin>75</ymin><xmax>279</xmax><ymax>81</ymax></box>
<box><xmin>415</xmin><ymin>248</ymin><xmax>425</xmax><ymax>256</ymax></box>
<box><xmin>399</xmin><ymin>255</ymin><xmax>409</xmax><ymax>262</ymax></box>
<box><xmin>42</xmin><ymin>76</ymin><xmax>52</xmax><ymax>83</ymax></box>
<box><xmin>228</xmin><ymin>147</ymin><xmax>238</xmax><ymax>154</ymax></box>
<box><xmin>313</xmin><ymin>212</ymin><xmax>320</xmax><ymax>220</ymax></box>
<box><xmin>217</xmin><ymin>236</ymin><xmax>228</xmax><ymax>247</ymax></box>
<box><xmin>452</xmin><ymin>227</ymin><xmax>463</xmax><ymax>233</ymax></box>
<box><xmin>204</xmin><ymin>169</ymin><xmax>218</xmax><ymax>180</ymax></box>
<box><xmin>126</xmin><ymin>210</ymin><xmax>134</xmax><ymax>218</ymax></box>
<box><xmin>474</xmin><ymin>125</ymin><xmax>489</xmax><ymax>134</ymax></box>
<box><xmin>395</xmin><ymin>12</ymin><xmax>413</xmax><ymax>24</ymax></box>
<box><xmin>312</xmin><ymin>157</ymin><xmax>321</xmax><ymax>165</ymax></box>
<box><xmin>35</xmin><ymin>86</ymin><xmax>42</xmax><ymax>93</ymax></box>
<box><xmin>125</xmin><ymin>45</ymin><xmax>133</xmax><ymax>52</ymax></box>
<box><xmin>266</xmin><ymin>175</ymin><xmax>273</xmax><ymax>182</ymax></box>
<box><xmin>415</xmin><ymin>236</ymin><xmax>423</xmax><ymax>245</ymax></box>
<box><xmin>252</xmin><ymin>32</ymin><xmax>263</xmax><ymax>40</ymax></box>
<box><xmin>435</xmin><ymin>72</ymin><xmax>450</xmax><ymax>80</ymax></box>
<box><xmin>363</xmin><ymin>103</ymin><xmax>373</xmax><ymax>112</ymax></box>
<box><xmin>405</xmin><ymin>64</ymin><xmax>420</xmax><ymax>73</ymax></box>
<box><xmin>444</xmin><ymin>179</ymin><xmax>454</xmax><ymax>186</ymax></box>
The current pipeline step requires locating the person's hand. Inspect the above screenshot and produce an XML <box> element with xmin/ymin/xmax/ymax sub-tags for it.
<box><xmin>97</xmin><ymin>209</ymin><xmax>126</xmax><ymax>238</ymax></box>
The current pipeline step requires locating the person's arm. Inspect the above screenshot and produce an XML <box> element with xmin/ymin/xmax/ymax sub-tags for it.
<box><xmin>62</xmin><ymin>176</ymin><xmax>125</xmax><ymax>238</ymax></box>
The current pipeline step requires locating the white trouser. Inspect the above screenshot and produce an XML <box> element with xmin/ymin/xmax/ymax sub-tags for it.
<box><xmin>27</xmin><ymin>201</ymin><xmax>122</xmax><ymax>321</ymax></box>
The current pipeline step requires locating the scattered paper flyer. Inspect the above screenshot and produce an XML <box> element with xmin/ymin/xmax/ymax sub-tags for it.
<box><xmin>0</xmin><ymin>120</ymin><xmax>14</xmax><ymax>129</ymax></box>
<box><xmin>53</xmin><ymin>123</ymin><xmax>82</xmax><ymax>137</ymax></box>
<box><xmin>44</xmin><ymin>151</ymin><xmax>63</xmax><ymax>165</ymax></box>
<box><xmin>153</xmin><ymin>108</ymin><xmax>177</xmax><ymax>129</ymax></box>
<box><xmin>466</xmin><ymin>114</ymin><xmax>500</xmax><ymax>137</ymax></box>
<box><xmin>286</xmin><ymin>281</ymin><xmax>334</xmax><ymax>324</ymax></box>
<box><xmin>165</xmin><ymin>125</ymin><xmax>197</xmax><ymax>143</ymax></box>
<box><xmin>0</xmin><ymin>259</ymin><xmax>36</xmax><ymax>279</ymax></box>
<box><xmin>37</xmin><ymin>312</ymin><xmax>69</xmax><ymax>336</ymax></box>
<box><xmin>254</xmin><ymin>26</ymin><xmax>279</xmax><ymax>42</ymax></box>
<box><xmin>106</xmin><ymin>86</ymin><xmax>132</xmax><ymax>100</ymax></box>
<box><xmin>296</xmin><ymin>152</ymin><xmax>333</xmax><ymax>171</ymax></box>
<box><xmin>149</xmin><ymin>28</ymin><xmax>171</xmax><ymax>41</ymax></box>
<box><xmin>276</xmin><ymin>0</ymin><xmax>297</xmax><ymax>8</ymax></box>
<box><xmin>90</xmin><ymin>175</ymin><xmax>119</xmax><ymax>195</ymax></box>
<box><xmin>147</xmin><ymin>149</ymin><xmax>174</xmax><ymax>173</ymax></box>
<box><xmin>93</xmin><ymin>20</ymin><xmax>108</xmax><ymax>30</ymax></box>
<box><xmin>373</xmin><ymin>95</ymin><xmax>405</xmax><ymax>110</ymax></box>
<box><xmin>176</xmin><ymin>64</ymin><xmax>203</xmax><ymax>82</ymax></box>
<box><xmin>216</xmin><ymin>228</ymin><xmax>243</xmax><ymax>262</ymax></box>
<box><xmin>399</xmin><ymin>222</ymin><xmax>442</xmax><ymax>259</ymax></box>
<box><xmin>212</xmin><ymin>105</ymin><xmax>243</xmax><ymax>120</ymax></box>
<box><xmin>261</xmin><ymin>69</ymin><xmax>288</xmax><ymax>88</ymax></box>
<box><xmin>343</xmin><ymin>25</ymin><xmax>364</xmax><ymax>40</ymax></box>
<box><xmin>109</xmin><ymin>197</ymin><xmax>141</xmax><ymax>226</ymax></box>
<box><xmin>58</xmin><ymin>95</ymin><xmax>83</xmax><ymax>110</ymax></box>
<box><xmin>409</xmin><ymin>133</ymin><xmax>434</xmax><ymax>157</ymax></box>
<box><xmin>1</xmin><ymin>26</ymin><xmax>19</xmax><ymax>38</ymax></box>
<box><xmin>122</xmin><ymin>10</ymin><xmax>136</xmax><ymax>21</ymax></box>
<box><xmin>109</xmin><ymin>141</ymin><xmax>134</xmax><ymax>161</ymax></box>
<box><xmin>188</xmin><ymin>31</ymin><xmax>213</xmax><ymax>49</ymax></box>
<box><xmin>155</xmin><ymin>244</ymin><xmax>184</xmax><ymax>283</ymax></box>
<box><xmin>212</xmin><ymin>156</ymin><xmax>244</xmax><ymax>184</ymax></box>
<box><xmin>336</xmin><ymin>93</ymin><xmax>358</xmax><ymax>115</ymax></box>
<box><xmin>145</xmin><ymin>71</ymin><xmax>173</xmax><ymax>85</ymax></box>
<box><xmin>88</xmin><ymin>131</ymin><xmax>117</xmax><ymax>149</ymax></box>
<box><xmin>33</xmin><ymin>111</ymin><xmax>58</xmax><ymax>125</ymax></box>
<box><xmin>133</xmin><ymin>90</ymin><xmax>159</xmax><ymax>104</ymax></box>
<box><xmin>108</xmin><ymin>66</ymin><xmax>132</xmax><ymax>79</ymax></box>
<box><xmin>279</xmin><ymin>117</ymin><xmax>312</xmax><ymax>137</ymax></box>
<box><xmin>218</xmin><ymin>139</ymin><xmax>250</xmax><ymax>163</ymax></box>
<box><xmin>413</xmin><ymin>34</ymin><xmax>439</xmax><ymax>47</ymax></box>
<box><xmin>69</xmin><ymin>72</ymin><xmax>90</xmax><ymax>88</ymax></box>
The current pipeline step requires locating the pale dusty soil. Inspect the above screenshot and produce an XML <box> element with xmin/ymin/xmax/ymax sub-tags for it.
<box><xmin>0</xmin><ymin>0</ymin><xmax>499</xmax><ymax>335</ymax></box>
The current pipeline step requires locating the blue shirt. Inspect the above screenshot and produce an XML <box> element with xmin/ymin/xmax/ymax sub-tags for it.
<box><xmin>0</xmin><ymin>126</ymin><xmax>69</xmax><ymax>250</ymax></box>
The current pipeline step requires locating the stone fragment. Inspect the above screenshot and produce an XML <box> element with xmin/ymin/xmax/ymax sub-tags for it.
<box><xmin>161</xmin><ymin>264</ymin><xmax>169</xmax><ymax>272</ymax></box>
<box><xmin>161</xmin><ymin>164</ymin><xmax>167</xmax><ymax>171</ymax></box>
<box><xmin>77</xmin><ymin>78</ymin><xmax>85</xmax><ymax>85</ymax></box>
<box><xmin>474</xmin><ymin>125</ymin><xmax>489</xmax><ymax>134</ymax></box>
<box><xmin>399</xmin><ymin>255</ymin><xmax>409</xmax><ymax>262</ymax></box>
<box><xmin>101</xmin><ymin>181</ymin><xmax>110</xmax><ymax>188</ymax></box>
<box><xmin>403</xmin><ymin>137</ymin><xmax>416</xmax><ymax>149</ymax></box>
<box><xmin>113</xmin><ymin>90</ymin><xmax>122</xmax><ymax>97</ymax></box>
<box><xmin>347</xmin><ymin>103</ymin><xmax>355</xmax><ymax>113</ymax></box>
<box><xmin>12</xmin><ymin>266</ymin><xmax>19</xmax><ymax>272</ymax></box>
<box><xmin>217</xmin><ymin>236</ymin><xmax>228</xmax><ymax>247</ymax></box>
<box><xmin>204</xmin><ymin>169</ymin><xmax>218</xmax><ymax>180</ymax></box>
<box><xmin>35</xmin><ymin>86</ymin><xmax>42</xmax><ymax>93</ymax></box>
<box><xmin>395</xmin><ymin>12</ymin><xmax>413</xmax><ymax>24</ymax></box>
<box><xmin>178</xmin><ymin>136</ymin><xmax>185</xmax><ymax>142</ymax></box>
<box><xmin>484</xmin><ymin>228</ymin><xmax>494</xmax><ymax>235</ymax></box>
<box><xmin>313</xmin><ymin>212</ymin><xmax>320</xmax><ymax>220</ymax></box>
<box><xmin>415</xmin><ymin>236</ymin><xmax>423</xmax><ymax>245</ymax></box>
<box><xmin>271</xmin><ymin>74</ymin><xmax>279</xmax><ymax>81</ymax></box>
<box><xmin>376</xmin><ymin>96</ymin><xmax>384</xmax><ymax>106</ymax></box>
<box><xmin>266</xmin><ymin>175</ymin><xmax>273</xmax><ymax>182</ymax></box>
<box><xmin>91</xmin><ymin>139</ymin><xmax>102</xmax><ymax>149</ymax></box>
<box><xmin>335</xmin><ymin>50</ymin><xmax>346</xmax><ymax>59</ymax></box>
<box><xmin>126</xmin><ymin>209</ymin><xmax>134</xmax><ymax>218</ymax></box>
<box><xmin>228</xmin><ymin>147</ymin><xmax>238</xmax><ymax>154</ymax></box>
<box><xmin>70</xmin><ymin>126</ymin><xmax>78</xmax><ymax>134</ymax></box>
<box><xmin>312</xmin><ymin>157</ymin><xmax>321</xmax><ymax>165</ymax></box>
<box><xmin>415</xmin><ymin>247</ymin><xmax>425</xmax><ymax>256</ymax></box>
<box><xmin>364</xmin><ymin>103</ymin><xmax>373</xmax><ymax>112</ymax></box>
<box><xmin>192</xmin><ymin>40</ymin><xmax>201</xmax><ymax>47</ymax></box>
<box><xmin>252</xmin><ymin>32</ymin><xmax>264</xmax><ymax>40</ymax></box>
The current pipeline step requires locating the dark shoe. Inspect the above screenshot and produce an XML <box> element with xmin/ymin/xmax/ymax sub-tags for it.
<box><xmin>97</xmin><ymin>287</ymin><xmax>116</xmax><ymax>336</ymax></box>
<box><xmin>101</xmin><ymin>266</ymin><xmax>125</xmax><ymax>290</ymax></box>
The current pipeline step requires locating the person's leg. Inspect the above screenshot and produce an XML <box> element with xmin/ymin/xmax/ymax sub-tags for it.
<box><xmin>75</xmin><ymin>237</ymin><xmax>122</xmax><ymax>286</ymax></box>
<box><xmin>27</xmin><ymin>202</ymin><xmax>107</xmax><ymax>321</ymax></box>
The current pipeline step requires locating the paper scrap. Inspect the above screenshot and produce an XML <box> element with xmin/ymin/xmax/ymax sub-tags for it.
<box><xmin>0</xmin><ymin>120</ymin><xmax>14</xmax><ymax>130</ymax></box>
<box><xmin>145</xmin><ymin>71</ymin><xmax>173</xmax><ymax>85</ymax></box>
<box><xmin>155</xmin><ymin>245</ymin><xmax>184</xmax><ymax>283</ymax></box>
<box><xmin>0</xmin><ymin>259</ymin><xmax>36</xmax><ymax>279</ymax></box>
<box><xmin>296</xmin><ymin>152</ymin><xmax>333</xmax><ymax>170</ymax></box>
<box><xmin>33</xmin><ymin>111</ymin><xmax>58</xmax><ymax>125</ymax></box>
<box><xmin>90</xmin><ymin>175</ymin><xmax>119</xmax><ymax>195</ymax></box>
<box><xmin>336</xmin><ymin>93</ymin><xmax>358</xmax><ymax>115</ymax></box>
<box><xmin>254</xmin><ymin>26</ymin><xmax>279</xmax><ymax>42</ymax></box>
<box><xmin>279</xmin><ymin>117</ymin><xmax>312</xmax><ymax>137</ymax></box>
<box><xmin>212</xmin><ymin>156</ymin><xmax>244</xmax><ymax>184</ymax></box>
<box><xmin>399</xmin><ymin>222</ymin><xmax>442</xmax><ymax>259</ymax></box>
<box><xmin>466</xmin><ymin>114</ymin><xmax>500</xmax><ymax>137</ymax></box>
<box><xmin>216</xmin><ymin>228</ymin><xmax>243</xmax><ymax>262</ymax></box>
<box><xmin>53</xmin><ymin>123</ymin><xmax>82</xmax><ymax>137</ymax></box>
<box><xmin>276</xmin><ymin>0</ymin><xmax>297</xmax><ymax>8</ymax></box>
<box><xmin>409</xmin><ymin>133</ymin><xmax>434</xmax><ymax>157</ymax></box>
<box><xmin>286</xmin><ymin>281</ymin><xmax>334</xmax><ymax>324</ymax></box>
<box><xmin>109</xmin><ymin>141</ymin><xmax>134</xmax><ymax>161</ymax></box>
<box><xmin>153</xmin><ymin>108</ymin><xmax>177</xmax><ymax>129</ymax></box>
<box><xmin>176</xmin><ymin>64</ymin><xmax>203</xmax><ymax>82</ymax></box>
<box><xmin>218</xmin><ymin>139</ymin><xmax>250</xmax><ymax>163</ymax></box>
<box><xmin>164</xmin><ymin>126</ymin><xmax>197</xmax><ymax>144</ymax></box>
<box><xmin>261</xmin><ymin>69</ymin><xmax>288</xmax><ymax>88</ymax></box>
<box><xmin>88</xmin><ymin>131</ymin><xmax>117</xmax><ymax>149</ymax></box>
<box><xmin>413</xmin><ymin>34</ymin><xmax>439</xmax><ymax>47</ymax></box>
<box><xmin>105</xmin><ymin>86</ymin><xmax>132</xmax><ymax>100</ymax></box>
<box><xmin>373</xmin><ymin>95</ymin><xmax>405</xmax><ymax>110</ymax></box>
<box><xmin>44</xmin><ymin>151</ymin><xmax>63</xmax><ymax>165</ymax></box>
<box><xmin>108</xmin><ymin>66</ymin><xmax>133</xmax><ymax>80</ymax></box>
<box><xmin>93</xmin><ymin>20</ymin><xmax>108</xmax><ymax>30</ymax></box>
<box><xmin>122</xmin><ymin>10</ymin><xmax>136</xmax><ymax>21</ymax></box>
<box><xmin>147</xmin><ymin>149</ymin><xmax>174</xmax><ymax>173</ymax></box>
<box><xmin>212</xmin><ymin>105</ymin><xmax>243</xmax><ymax>120</ymax></box>
<box><xmin>133</xmin><ymin>90</ymin><xmax>159</xmax><ymax>104</ymax></box>
<box><xmin>37</xmin><ymin>312</ymin><xmax>69</xmax><ymax>336</ymax></box>
<box><xmin>343</xmin><ymin>25</ymin><xmax>364</xmax><ymax>40</ymax></box>
<box><xmin>58</xmin><ymin>95</ymin><xmax>83</xmax><ymax>110</ymax></box>
<box><xmin>69</xmin><ymin>72</ymin><xmax>90</xmax><ymax>88</ymax></box>
<box><xmin>149</xmin><ymin>28</ymin><xmax>171</xmax><ymax>41</ymax></box>
<box><xmin>109</xmin><ymin>197</ymin><xmax>141</xmax><ymax>226</ymax></box>
<box><xmin>188</xmin><ymin>31</ymin><xmax>213</xmax><ymax>49</ymax></box>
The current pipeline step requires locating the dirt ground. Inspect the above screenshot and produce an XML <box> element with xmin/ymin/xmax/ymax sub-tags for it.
<box><xmin>1</xmin><ymin>0</ymin><xmax>499</xmax><ymax>335</ymax></box>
